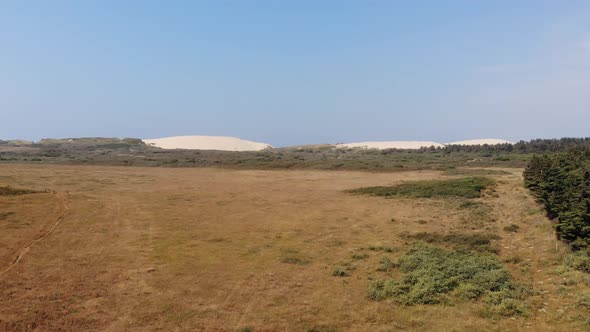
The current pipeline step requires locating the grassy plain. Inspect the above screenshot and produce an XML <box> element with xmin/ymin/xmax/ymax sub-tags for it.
<box><xmin>0</xmin><ymin>164</ymin><xmax>588</xmax><ymax>331</ymax></box>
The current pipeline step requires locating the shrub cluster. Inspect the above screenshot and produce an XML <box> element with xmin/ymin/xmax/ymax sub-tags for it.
<box><xmin>564</xmin><ymin>250</ymin><xmax>590</xmax><ymax>273</ymax></box>
<box><xmin>348</xmin><ymin>177</ymin><xmax>495</xmax><ymax>199</ymax></box>
<box><xmin>368</xmin><ymin>244</ymin><xmax>530</xmax><ymax>316</ymax></box>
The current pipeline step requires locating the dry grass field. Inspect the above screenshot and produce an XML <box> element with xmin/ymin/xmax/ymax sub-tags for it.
<box><xmin>0</xmin><ymin>164</ymin><xmax>588</xmax><ymax>331</ymax></box>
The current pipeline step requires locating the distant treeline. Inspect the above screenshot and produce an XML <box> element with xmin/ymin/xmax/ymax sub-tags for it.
<box><xmin>442</xmin><ymin>138</ymin><xmax>590</xmax><ymax>154</ymax></box>
<box><xmin>524</xmin><ymin>151</ymin><xmax>590</xmax><ymax>249</ymax></box>
<box><xmin>371</xmin><ymin>138</ymin><xmax>590</xmax><ymax>154</ymax></box>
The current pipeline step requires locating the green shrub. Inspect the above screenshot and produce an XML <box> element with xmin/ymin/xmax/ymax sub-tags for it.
<box><xmin>503</xmin><ymin>224</ymin><xmax>520</xmax><ymax>233</ymax></box>
<box><xmin>367</xmin><ymin>243</ymin><xmax>529</xmax><ymax>314</ymax></box>
<box><xmin>376</xmin><ymin>257</ymin><xmax>398</xmax><ymax>272</ymax></box>
<box><xmin>367</xmin><ymin>245</ymin><xmax>395</xmax><ymax>253</ymax></box>
<box><xmin>565</xmin><ymin>250</ymin><xmax>590</xmax><ymax>273</ymax></box>
<box><xmin>332</xmin><ymin>267</ymin><xmax>350</xmax><ymax>277</ymax></box>
<box><xmin>351</xmin><ymin>253</ymin><xmax>369</xmax><ymax>260</ymax></box>
<box><xmin>348</xmin><ymin>177</ymin><xmax>495</xmax><ymax>199</ymax></box>
<box><xmin>504</xmin><ymin>256</ymin><xmax>522</xmax><ymax>264</ymax></box>
<box><xmin>455</xmin><ymin>283</ymin><xmax>484</xmax><ymax>300</ymax></box>
<box><xmin>485</xmin><ymin>298</ymin><xmax>529</xmax><ymax>317</ymax></box>
<box><xmin>279</xmin><ymin>248</ymin><xmax>310</xmax><ymax>265</ymax></box>
<box><xmin>577</xmin><ymin>291</ymin><xmax>590</xmax><ymax>308</ymax></box>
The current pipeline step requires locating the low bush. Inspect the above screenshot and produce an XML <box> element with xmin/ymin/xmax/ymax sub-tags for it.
<box><xmin>376</xmin><ymin>257</ymin><xmax>397</xmax><ymax>272</ymax></box>
<box><xmin>503</xmin><ymin>224</ymin><xmax>520</xmax><ymax>233</ymax></box>
<box><xmin>348</xmin><ymin>177</ymin><xmax>495</xmax><ymax>199</ymax></box>
<box><xmin>577</xmin><ymin>292</ymin><xmax>590</xmax><ymax>308</ymax></box>
<box><xmin>0</xmin><ymin>185</ymin><xmax>38</xmax><ymax>196</ymax></box>
<box><xmin>565</xmin><ymin>250</ymin><xmax>590</xmax><ymax>273</ymax></box>
<box><xmin>367</xmin><ymin>245</ymin><xmax>395</xmax><ymax>253</ymax></box>
<box><xmin>279</xmin><ymin>249</ymin><xmax>310</xmax><ymax>265</ymax></box>
<box><xmin>367</xmin><ymin>243</ymin><xmax>530</xmax><ymax>316</ymax></box>
<box><xmin>351</xmin><ymin>253</ymin><xmax>369</xmax><ymax>260</ymax></box>
<box><xmin>332</xmin><ymin>267</ymin><xmax>350</xmax><ymax>277</ymax></box>
<box><xmin>504</xmin><ymin>256</ymin><xmax>522</xmax><ymax>264</ymax></box>
<box><xmin>482</xmin><ymin>298</ymin><xmax>529</xmax><ymax>317</ymax></box>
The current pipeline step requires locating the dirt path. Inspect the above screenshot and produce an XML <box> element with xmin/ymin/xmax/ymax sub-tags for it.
<box><xmin>0</xmin><ymin>192</ymin><xmax>70</xmax><ymax>277</ymax></box>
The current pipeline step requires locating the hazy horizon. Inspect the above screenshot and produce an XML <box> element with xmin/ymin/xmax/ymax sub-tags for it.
<box><xmin>4</xmin><ymin>135</ymin><xmax>587</xmax><ymax>149</ymax></box>
<box><xmin>2</xmin><ymin>1</ymin><xmax>590</xmax><ymax>146</ymax></box>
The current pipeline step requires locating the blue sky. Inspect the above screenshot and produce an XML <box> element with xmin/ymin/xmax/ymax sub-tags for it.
<box><xmin>2</xmin><ymin>1</ymin><xmax>590</xmax><ymax>146</ymax></box>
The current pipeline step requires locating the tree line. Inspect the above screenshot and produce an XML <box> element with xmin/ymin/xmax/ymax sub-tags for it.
<box><xmin>365</xmin><ymin>138</ymin><xmax>590</xmax><ymax>154</ymax></box>
<box><xmin>425</xmin><ymin>138</ymin><xmax>590</xmax><ymax>154</ymax></box>
<box><xmin>523</xmin><ymin>150</ymin><xmax>590</xmax><ymax>250</ymax></box>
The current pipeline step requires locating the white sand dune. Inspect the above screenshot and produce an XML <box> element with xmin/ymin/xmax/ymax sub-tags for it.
<box><xmin>335</xmin><ymin>141</ymin><xmax>444</xmax><ymax>150</ymax></box>
<box><xmin>446</xmin><ymin>139</ymin><xmax>512</xmax><ymax>146</ymax></box>
<box><xmin>143</xmin><ymin>135</ymin><xmax>272</xmax><ymax>151</ymax></box>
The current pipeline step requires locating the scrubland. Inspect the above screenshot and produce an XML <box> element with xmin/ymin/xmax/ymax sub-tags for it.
<box><xmin>0</xmin><ymin>164</ymin><xmax>589</xmax><ymax>331</ymax></box>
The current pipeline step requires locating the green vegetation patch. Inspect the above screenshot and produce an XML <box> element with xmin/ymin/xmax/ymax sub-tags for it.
<box><xmin>331</xmin><ymin>267</ymin><xmax>350</xmax><ymax>277</ymax></box>
<box><xmin>351</xmin><ymin>253</ymin><xmax>369</xmax><ymax>260</ymax></box>
<box><xmin>368</xmin><ymin>244</ymin><xmax>530</xmax><ymax>316</ymax></box>
<box><xmin>279</xmin><ymin>248</ymin><xmax>310</xmax><ymax>265</ymax></box>
<box><xmin>0</xmin><ymin>185</ymin><xmax>38</xmax><ymax>196</ymax></box>
<box><xmin>348</xmin><ymin>177</ymin><xmax>495</xmax><ymax>199</ymax></box>
<box><xmin>578</xmin><ymin>291</ymin><xmax>590</xmax><ymax>308</ymax></box>
<box><xmin>376</xmin><ymin>257</ymin><xmax>398</xmax><ymax>272</ymax></box>
<box><xmin>565</xmin><ymin>250</ymin><xmax>590</xmax><ymax>273</ymax></box>
<box><xmin>503</xmin><ymin>224</ymin><xmax>520</xmax><ymax>233</ymax></box>
<box><xmin>367</xmin><ymin>245</ymin><xmax>396</xmax><ymax>252</ymax></box>
<box><xmin>0</xmin><ymin>211</ymin><xmax>15</xmax><ymax>221</ymax></box>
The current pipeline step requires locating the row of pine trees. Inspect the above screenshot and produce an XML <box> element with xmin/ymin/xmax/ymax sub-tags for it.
<box><xmin>524</xmin><ymin>150</ymin><xmax>590</xmax><ymax>250</ymax></box>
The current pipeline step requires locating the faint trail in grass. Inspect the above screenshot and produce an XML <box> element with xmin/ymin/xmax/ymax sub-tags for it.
<box><xmin>0</xmin><ymin>192</ymin><xmax>70</xmax><ymax>277</ymax></box>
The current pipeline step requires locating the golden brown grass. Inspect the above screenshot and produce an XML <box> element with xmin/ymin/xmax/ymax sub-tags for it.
<box><xmin>0</xmin><ymin>164</ymin><xmax>588</xmax><ymax>331</ymax></box>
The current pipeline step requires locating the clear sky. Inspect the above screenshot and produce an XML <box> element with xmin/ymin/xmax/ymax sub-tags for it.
<box><xmin>2</xmin><ymin>1</ymin><xmax>590</xmax><ymax>146</ymax></box>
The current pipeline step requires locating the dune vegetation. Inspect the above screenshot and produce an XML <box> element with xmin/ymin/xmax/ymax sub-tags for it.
<box><xmin>347</xmin><ymin>177</ymin><xmax>495</xmax><ymax>199</ymax></box>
